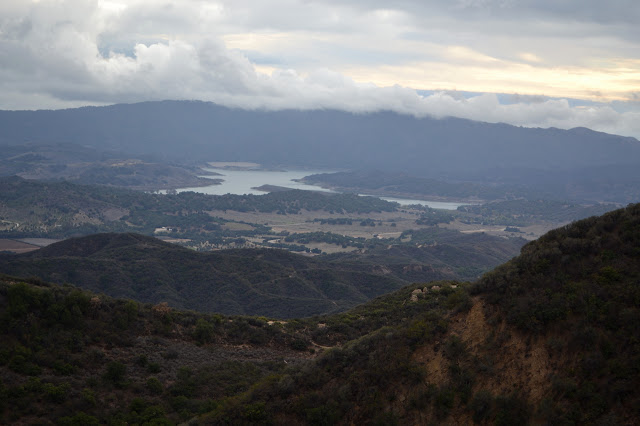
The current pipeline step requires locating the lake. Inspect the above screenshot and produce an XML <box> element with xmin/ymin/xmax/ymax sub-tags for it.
<box><xmin>371</xmin><ymin>196</ymin><xmax>471</xmax><ymax>210</ymax></box>
<box><xmin>176</xmin><ymin>167</ymin><xmax>336</xmax><ymax>195</ymax></box>
<box><xmin>176</xmin><ymin>167</ymin><xmax>470</xmax><ymax>210</ymax></box>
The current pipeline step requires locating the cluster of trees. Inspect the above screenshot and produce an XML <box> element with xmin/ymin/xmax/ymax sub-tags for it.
<box><xmin>416</xmin><ymin>208</ymin><xmax>455</xmax><ymax>225</ymax></box>
<box><xmin>312</xmin><ymin>217</ymin><xmax>353</xmax><ymax>225</ymax></box>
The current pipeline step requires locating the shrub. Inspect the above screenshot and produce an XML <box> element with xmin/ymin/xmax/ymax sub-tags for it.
<box><xmin>147</xmin><ymin>362</ymin><xmax>161</xmax><ymax>374</ymax></box>
<box><xmin>445</xmin><ymin>289</ymin><xmax>472</xmax><ymax>312</ymax></box>
<box><xmin>162</xmin><ymin>349</ymin><xmax>179</xmax><ymax>359</ymax></box>
<box><xmin>43</xmin><ymin>382</ymin><xmax>70</xmax><ymax>403</ymax></box>
<box><xmin>135</xmin><ymin>354</ymin><xmax>148</xmax><ymax>367</ymax></box>
<box><xmin>194</xmin><ymin>319</ymin><xmax>215</xmax><ymax>344</ymax></box>
<box><xmin>103</xmin><ymin>361</ymin><xmax>127</xmax><ymax>387</ymax></box>
<box><xmin>146</xmin><ymin>377</ymin><xmax>163</xmax><ymax>395</ymax></box>
<box><xmin>8</xmin><ymin>355</ymin><xmax>41</xmax><ymax>376</ymax></box>
<box><xmin>58</xmin><ymin>412</ymin><xmax>100</xmax><ymax>426</ymax></box>
<box><xmin>81</xmin><ymin>388</ymin><xmax>97</xmax><ymax>406</ymax></box>
<box><xmin>434</xmin><ymin>386</ymin><xmax>455</xmax><ymax>417</ymax></box>
<box><xmin>290</xmin><ymin>338</ymin><xmax>309</xmax><ymax>351</ymax></box>
<box><xmin>494</xmin><ymin>393</ymin><xmax>529</xmax><ymax>426</ymax></box>
<box><xmin>53</xmin><ymin>361</ymin><xmax>76</xmax><ymax>375</ymax></box>
<box><xmin>443</xmin><ymin>335</ymin><xmax>467</xmax><ymax>361</ymax></box>
<box><xmin>470</xmin><ymin>390</ymin><xmax>493</xmax><ymax>423</ymax></box>
<box><xmin>306</xmin><ymin>401</ymin><xmax>341</xmax><ymax>426</ymax></box>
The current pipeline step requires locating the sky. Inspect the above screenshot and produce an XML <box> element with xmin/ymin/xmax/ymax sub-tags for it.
<box><xmin>1</xmin><ymin>0</ymin><xmax>639</xmax><ymax>138</ymax></box>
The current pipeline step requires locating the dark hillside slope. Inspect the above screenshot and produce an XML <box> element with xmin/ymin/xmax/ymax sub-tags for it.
<box><xmin>470</xmin><ymin>203</ymin><xmax>640</xmax><ymax>422</ymax></box>
<box><xmin>0</xmin><ymin>276</ymin><xmax>317</xmax><ymax>424</ymax></box>
<box><xmin>326</xmin><ymin>227</ymin><xmax>526</xmax><ymax>280</ymax></box>
<box><xmin>475</xmin><ymin>202</ymin><xmax>640</xmax><ymax>332</ymax></box>
<box><xmin>0</xmin><ymin>217</ymin><xmax>525</xmax><ymax>317</ymax></box>
<box><xmin>0</xmin><ymin>233</ymin><xmax>408</xmax><ymax>318</ymax></box>
<box><xmin>202</xmin><ymin>203</ymin><xmax>640</xmax><ymax>424</ymax></box>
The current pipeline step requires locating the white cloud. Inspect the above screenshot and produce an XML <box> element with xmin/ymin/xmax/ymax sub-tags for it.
<box><xmin>0</xmin><ymin>0</ymin><xmax>639</xmax><ymax>140</ymax></box>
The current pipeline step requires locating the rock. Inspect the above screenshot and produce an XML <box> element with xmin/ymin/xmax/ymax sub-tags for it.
<box><xmin>410</xmin><ymin>288</ymin><xmax>423</xmax><ymax>302</ymax></box>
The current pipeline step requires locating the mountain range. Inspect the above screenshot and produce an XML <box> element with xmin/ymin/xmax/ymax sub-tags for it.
<box><xmin>2</xmin><ymin>101</ymin><xmax>640</xmax><ymax>201</ymax></box>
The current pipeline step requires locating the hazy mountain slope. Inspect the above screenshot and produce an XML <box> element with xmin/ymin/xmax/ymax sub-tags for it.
<box><xmin>1</xmin><ymin>101</ymin><xmax>639</xmax><ymax>201</ymax></box>
<box><xmin>303</xmin><ymin>169</ymin><xmax>640</xmax><ymax>203</ymax></box>
<box><xmin>0</xmin><ymin>142</ymin><xmax>213</xmax><ymax>190</ymax></box>
<box><xmin>302</xmin><ymin>169</ymin><xmax>522</xmax><ymax>200</ymax></box>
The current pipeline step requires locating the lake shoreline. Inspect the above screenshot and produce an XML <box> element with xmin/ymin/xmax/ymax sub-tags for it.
<box><xmin>176</xmin><ymin>166</ymin><xmax>475</xmax><ymax>210</ymax></box>
<box><xmin>292</xmin><ymin>180</ymin><xmax>483</xmax><ymax>206</ymax></box>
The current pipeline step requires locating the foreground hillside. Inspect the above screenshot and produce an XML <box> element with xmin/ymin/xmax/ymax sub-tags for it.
<box><xmin>1</xmin><ymin>203</ymin><xmax>638</xmax><ymax>424</ymax></box>
<box><xmin>197</xmin><ymin>203</ymin><xmax>640</xmax><ymax>424</ymax></box>
<box><xmin>0</xmin><ymin>275</ymin><xmax>318</xmax><ymax>424</ymax></box>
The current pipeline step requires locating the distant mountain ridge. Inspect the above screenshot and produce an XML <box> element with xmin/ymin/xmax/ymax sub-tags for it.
<box><xmin>1</xmin><ymin>101</ymin><xmax>638</xmax><ymax>179</ymax></box>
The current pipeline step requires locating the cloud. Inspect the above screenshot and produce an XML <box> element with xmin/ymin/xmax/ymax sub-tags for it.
<box><xmin>0</xmin><ymin>0</ymin><xmax>639</xmax><ymax>140</ymax></box>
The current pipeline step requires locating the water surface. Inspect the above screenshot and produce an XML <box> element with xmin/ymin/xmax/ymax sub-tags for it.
<box><xmin>177</xmin><ymin>168</ymin><xmax>335</xmax><ymax>195</ymax></box>
<box><xmin>177</xmin><ymin>167</ymin><xmax>471</xmax><ymax>210</ymax></box>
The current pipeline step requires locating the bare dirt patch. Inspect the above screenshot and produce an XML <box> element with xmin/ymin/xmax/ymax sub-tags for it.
<box><xmin>414</xmin><ymin>298</ymin><xmax>554</xmax><ymax>409</ymax></box>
